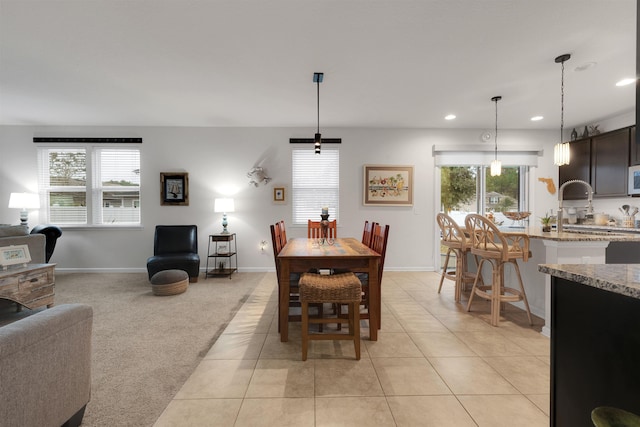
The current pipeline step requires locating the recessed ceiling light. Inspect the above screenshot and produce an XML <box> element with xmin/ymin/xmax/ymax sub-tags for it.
<box><xmin>616</xmin><ymin>78</ymin><xmax>636</xmax><ymax>87</ymax></box>
<box><xmin>531</xmin><ymin>116</ymin><xmax>544</xmax><ymax>121</ymax></box>
<box><xmin>445</xmin><ymin>114</ymin><xmax>456</xmax><ymax>120</ymax></box>
<box><xmin>575</xmin><ymin>62</ymin><xmax>597</xmax><ymax>72</ymax></box>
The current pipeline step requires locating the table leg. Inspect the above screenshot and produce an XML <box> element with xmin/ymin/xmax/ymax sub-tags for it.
<box><xmin>279</xmin><ymin>261</ymin><xmax>290</xmax><ymax>342</ymax></box>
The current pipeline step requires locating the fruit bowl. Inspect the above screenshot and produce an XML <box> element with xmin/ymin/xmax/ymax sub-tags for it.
<box><xmin>502</xmin><ymin>211</ymin><xmax>531</xmax><ymax>221</ymax></box>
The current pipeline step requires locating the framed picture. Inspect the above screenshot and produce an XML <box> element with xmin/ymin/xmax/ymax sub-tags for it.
<box><xmin>0</xmin><ymin>244</ymin><xmax>31</xmax><ymax>269</ymax></box>
<box><xmin>273</xmin><ymin>187</ymin><xmax>285</xmax><ymax>203</ymax></box>
<box><xmin>161</xmin><ymin>172</ymin><xmax>189</xmax><ymax>206</ymax></box>
<box><xmin>363</xmin><ymin>165</ymin><xmax>414</xmax><ymax>206</ymax></box>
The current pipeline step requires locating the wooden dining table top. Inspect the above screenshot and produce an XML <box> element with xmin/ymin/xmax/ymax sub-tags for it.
<box><xmin>278</xmin><ymin>237</ymin><xmax>380</xmax><ymax>261</ymax></box>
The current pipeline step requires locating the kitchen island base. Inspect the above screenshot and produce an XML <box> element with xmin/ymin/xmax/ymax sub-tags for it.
<box><xmin>551</xmin><ymin>275</ymin><xmax>640</xmax><ymax>426</ymax></box>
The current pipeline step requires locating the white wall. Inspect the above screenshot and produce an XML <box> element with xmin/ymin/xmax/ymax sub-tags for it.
<box><xmin>0</xmin><ymin>124</ymin><xmax>569</xmax><ymax>272</ymax></box>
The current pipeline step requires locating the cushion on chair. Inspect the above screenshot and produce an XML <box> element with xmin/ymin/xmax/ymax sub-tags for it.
<box><xmin>299</xmin><ymin>272</ymin><xmax>362</xmax><ymax>303</ymax></box>
<box><xmin>150</xmin><ymin>269</ymin><xmax>189</xmax><ymax>296</ymax></box>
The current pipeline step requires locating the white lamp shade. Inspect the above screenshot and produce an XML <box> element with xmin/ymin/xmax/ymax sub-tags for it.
<box><xmin>490</xmin><ymin>159</ymin><xmax>502</xmax><ymax>176</ymax></box>
<box><xmin>214</xmin><ymin>198</ymin><xmax>235</xmax><ymax>213</ymax></box>
<box><xmin>8</xmin><ymin>192</ymin><xmax>40</xmax><ymax>209</ymax></box>
<box><xmin>554</xmin><ymin>142</ymin><xmax>571</xmax><ymax>166</ymax></box>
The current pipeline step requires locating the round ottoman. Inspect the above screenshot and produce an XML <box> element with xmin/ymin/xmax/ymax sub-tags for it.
<box><xmin>150</xmin><ymin>269</ymin><xmax>189</xmax><ymax>296</ymax></box>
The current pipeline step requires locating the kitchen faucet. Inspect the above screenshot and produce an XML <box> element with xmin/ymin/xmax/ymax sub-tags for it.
<box><xmin>557</xmin><ymin>179</ymin><xmax>594</xmax><ymax>233</ymax></box>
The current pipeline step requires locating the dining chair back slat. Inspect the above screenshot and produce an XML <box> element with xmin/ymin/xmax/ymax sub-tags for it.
<box><xmin>308</xmin><ymin>220</ymin><xmax>337</xmax><ymax>239</ymax></box>
<box><xmin>361</xmin><ymin>220</ymin><xmax>377</xmax><ymax>248</ymax></box>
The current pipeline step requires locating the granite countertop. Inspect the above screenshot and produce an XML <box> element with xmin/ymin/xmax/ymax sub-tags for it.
<box><xmin>538</xmin><ymin>264</ymin><xmax>640</xmax><ymax>300</ymax></box>
<box><xmin>501</xmin><ymin>226</ymin><xmax>640</xmax><ymax>242</ymax></box>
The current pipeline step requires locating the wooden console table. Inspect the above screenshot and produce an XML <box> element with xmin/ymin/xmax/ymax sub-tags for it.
<box><xmin>0</xmin><ymin>263</ymin><xmax>55</xmax><ymax>311</ymax></box>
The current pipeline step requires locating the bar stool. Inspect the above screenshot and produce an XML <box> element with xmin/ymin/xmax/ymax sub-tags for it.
<box><xmin>464</xmin><ymin>213</ymin><xmax>533</xmax><ymax>326</ymax></box>
<box><xmin>436</xmin><ymin>212</ymin><xmax>477</xmax><ymax>302</ymax></box>
<box><xmin>299</xmin><ymin>272</ymin><xmax>362</xmax><ymax>361</ymax></box>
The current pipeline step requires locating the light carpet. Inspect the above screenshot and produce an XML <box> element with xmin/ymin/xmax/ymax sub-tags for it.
<box><xmin>0</xmin><ymin>271</ymin><xmax>264</xmax><ymax>427</ymax></box>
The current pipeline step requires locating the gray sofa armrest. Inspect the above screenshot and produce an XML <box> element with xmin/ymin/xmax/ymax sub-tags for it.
<box><xmin>0</xmin><ymin>234</ymin><xmax>46</xmax><ymax>264</ymax></box>
<box><xmin>0</xmin><ymin>304</ymin><xmax>93</xmax><ymax>427</ymax></box>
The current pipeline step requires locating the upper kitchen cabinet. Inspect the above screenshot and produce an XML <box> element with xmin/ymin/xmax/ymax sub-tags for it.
<box><xmin>591</xmin><ymin>127</ymin><xmax>630</xmax><ymax>197</ymax></box>
<box><xmin>559</xmin><ymin>126</ymin><xmax>632</xmax><ymax>199</ymax></box>
<box><xmin>630</xmin><ymin>125</ymin><xmax>639</xmax><ymax>165</ymax></box>
<box><xmin>559</xmin><ymin>137</ymin><xmax>591</xmax><ymax>200</ymax></box>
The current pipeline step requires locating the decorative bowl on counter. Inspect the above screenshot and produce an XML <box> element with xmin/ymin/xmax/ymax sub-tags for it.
<box><xmin>503</xmin><ymin>211</ymin><xmax>531</xmax><ymax>221</ymax></box>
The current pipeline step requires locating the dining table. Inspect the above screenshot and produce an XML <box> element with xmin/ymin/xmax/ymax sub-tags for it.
<box><xmin>277</xmin><ymin>237</ymin><xmax>381</xmax><ymax>342</ymax></box>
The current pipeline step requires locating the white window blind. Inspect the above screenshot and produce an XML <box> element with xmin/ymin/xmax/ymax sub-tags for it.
<box><xmin>292</xmin><ymin>149</ymin><xmax>339</xmax><ymax>225</ymax></box>
<box><xmin>92</xmin><ymin>148</ymin><xmax>141</xmax><ymax>224</ymax></box>
<box><xmin>37</xmin><ymin>145</ymin><xmax>141</xmax><ymax>226</ymax></box>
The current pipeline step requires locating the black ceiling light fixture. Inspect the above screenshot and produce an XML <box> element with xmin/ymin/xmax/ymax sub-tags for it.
<box><xmin>490</xmin><ymin>95</ymin><xmax>502</xmax><ymax>177</ymax></box>
<box><xmin>554</xmin><ymin>53</ymin><xmax>571</xmax><ymax>166</ymax></box>
<box><xmin>289</xmin><ymin>72</ymin><xmax>341</xmax><ymax>151</ymax></box>
<box><xmin>313</xmin><ymin>72</ymin><xmax>323</xmax><ymax>154</ymax></box>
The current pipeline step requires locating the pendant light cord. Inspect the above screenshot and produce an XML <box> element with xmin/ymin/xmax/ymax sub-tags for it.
<box><xmin>494</xmin><ymin>98</ymin><xmax>498</xmax><ymax>160</ymax></box>
<box><xmin>560</xmin><ymin>59</ymin><xmax>565</xmax><ymax>144</ymax></box>
<box><xmin>317</xmin><ymin>78</ymin><xmax>320</xmax><ymax>134</ymax></box>
<box><xmin>491</xmin><ymin>95</ymin><xmax>501</xmax><ymax>160</ymax></box>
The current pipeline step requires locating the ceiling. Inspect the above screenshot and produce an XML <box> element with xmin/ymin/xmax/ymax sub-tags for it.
<box><xmin>0</xmin><ymin>0</ymin><xmax>636</xmax><ymax>130</ymax></box>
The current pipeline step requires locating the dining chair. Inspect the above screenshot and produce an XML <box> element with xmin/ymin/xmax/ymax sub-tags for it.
<box><xmin>337</xmin><ymin>223</ymin><xmax>389</xmax><ymax>329</ymax></box>
<box><xmin>299</xmin><ymin>272</ymin><xmax>362</xmax><ymax>361</ymax></box>
<box><xmin>270</xmin><ymin>222</ymin><xmax>322</xmax><ymax>332</ymax></box>
<box><xmin>436</xmin><ymin>212</ymin><xmax>478</xmax><ymax>302</ymax></box>
<box><xmin>464</xmin><ymin>213</ymin><xmax>533</xmax><ymax>326</ymax></box>
<box><xmin>307</xmin><ymin>219</ymin><xmax>337</xmax><ymax>239</ymax></box>
<box><xmin>361</xmin><ymin>220</ymin><xmax>376</xmax><ymax>248</ymax></box>
<box><xmin>277</xmin><ymin>220</ymin><xmax>288</xmax><ymax>247</ymax></box>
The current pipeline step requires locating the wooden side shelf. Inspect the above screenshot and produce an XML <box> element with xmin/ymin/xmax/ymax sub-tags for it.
<box><xmin>205</xmin><ymin>234</ymin><xmax>237</xmax><ymax>279</ymax></box>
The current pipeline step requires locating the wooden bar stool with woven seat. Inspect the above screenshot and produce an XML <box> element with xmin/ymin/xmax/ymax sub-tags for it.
<box><xmin>299</xmin><ymin>272</ymin><xmax>362</xmax><ymax>361</ymax></box>
<box><xmin>436</xmin><ymin>212</ymin><xmax>478</xmax><ymax>302</ymax></box>
<box><xmin>464</xmin><ymin>213</ymin><xmax>533</xmax><ymax>327</ymax></box>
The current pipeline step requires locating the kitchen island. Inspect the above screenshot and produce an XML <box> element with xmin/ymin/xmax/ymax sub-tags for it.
<box><xmin>496</xmin><ymin>226</ymin><xmax>640</xmax><ymax>336</ymax></box>
<box><xmin>537</xmin><ymin>264</ymin><xmax>640</xmax><ymax>426</ymax></box>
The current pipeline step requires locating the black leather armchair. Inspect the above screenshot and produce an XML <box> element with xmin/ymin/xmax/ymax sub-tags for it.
<box><xmin>146</xmin><ymin>225</ymin><xmax>200</xmax><ymax>282</ymax></box>
<box><xmin>30</xmin><ymin>224</ymin><xmax>63</xmax><ymax>263</ymax></box>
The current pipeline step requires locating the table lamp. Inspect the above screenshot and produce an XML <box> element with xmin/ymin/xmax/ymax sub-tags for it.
<box><xmin>8</xmin><ymin>192</ymin><xmax>40</xmax><ymax>227</ymax></box>
<box><xmin>214</xmin><ymin>198</ymin><xmax>235</xmax><ymax>234</ymax></box>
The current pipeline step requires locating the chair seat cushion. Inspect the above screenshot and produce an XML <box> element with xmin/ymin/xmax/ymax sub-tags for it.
<box><xmin>150</xmin><ymin>269</ymin><xmax>189</xmax><ymax>296</ymax></box>
<box><xmin>299</xmin><ymin>272</ymin><xmax>362</xmax><ymax>303</ymax></box>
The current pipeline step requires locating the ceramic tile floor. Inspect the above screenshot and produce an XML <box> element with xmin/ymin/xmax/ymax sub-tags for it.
<box><xmin>154</xmin><ymin>271</ymin><xmax>550</xmax><ymax>426</ymax></box>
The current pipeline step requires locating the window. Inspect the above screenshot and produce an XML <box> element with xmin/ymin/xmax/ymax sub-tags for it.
<box><xmin>37</xmin><ymin>145</ymin><xmax>141</xmax><ymax>226</ymax></box>
<box><xmin>440</xmin><ymin>165</ymin><xmax>527</xmax><ymax>225</ymax></box>
<box><xmin>291</xmin><ymin>149</ymin><xmax>339</xmax><ymax>225</ymax></box>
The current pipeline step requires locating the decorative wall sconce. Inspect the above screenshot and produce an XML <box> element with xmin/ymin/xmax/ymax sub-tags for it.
<box><xmin>247</xmin><ymin>167</ymin><xmax>271</xmax><ymax>187</ymax></box>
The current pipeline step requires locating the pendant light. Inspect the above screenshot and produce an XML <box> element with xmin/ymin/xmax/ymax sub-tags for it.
<box><xmin>554</xmin><ymin>53</ymin><xmax>571</xmax><ymax>166</ymax></box>
<box><xmin>313</xmin><ymin>72</ymin><xmax>323</xmax><ymax>154</ymax></box>
<box><xmin>490</xmin><ymin>95</ymin><xmax>502</xmax><ymax>176</ymax></box>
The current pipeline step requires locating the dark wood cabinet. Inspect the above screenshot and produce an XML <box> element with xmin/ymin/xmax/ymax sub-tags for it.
<box><xmin>559</xmin><ymin>137</ymin><xmax>591</xmax><ymax>200</ymax></box>
<box><xmin>630</xmin><ymin>126</ymin><xmax>639</xmax><ymax>165</ymax></box>
<box><xmin>559</xmin><ymin>126</ymin><xmax>633</xmax><ymax>199</ymax></box>
<box><xmin>551</xmin><ymin>276</ymin><xmax>640</xmax><ymax>426</ymax></box>
<box><xmin>591</xmin><ymin>127</ymin><xmax>630</xmax><ymax>197</ymax></box>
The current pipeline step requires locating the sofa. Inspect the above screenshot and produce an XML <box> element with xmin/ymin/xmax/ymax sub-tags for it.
<box><xmin>0</xmin><ymin>303</ymin><xmax>93</xmax><ymax>427</ymax></box>
<box><xmin>0</xmin><ymin>225</ymin><xmax>46</xmax><ymax>264</ymax></box>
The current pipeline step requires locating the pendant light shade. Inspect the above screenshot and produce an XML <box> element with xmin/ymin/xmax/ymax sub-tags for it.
<box><xmin>554</xmin><ymin>54</ymin><xmax>571</xmax><ymax>166</ymax></box>
<box><xmin>490</xmin><ymin>96</ymin><xmax>502</xmax><ymax>177</ymax></box>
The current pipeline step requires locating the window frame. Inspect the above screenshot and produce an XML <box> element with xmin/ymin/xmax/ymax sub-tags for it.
<box><xmin>37</xmin><ymin>143</ymin><xmax>142</xmax><ymax>228</ymax></box>
<box><xmin>291</xmin><ymin>148</ymin><xmax>340</xmax><ymax>226</ymax></box>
